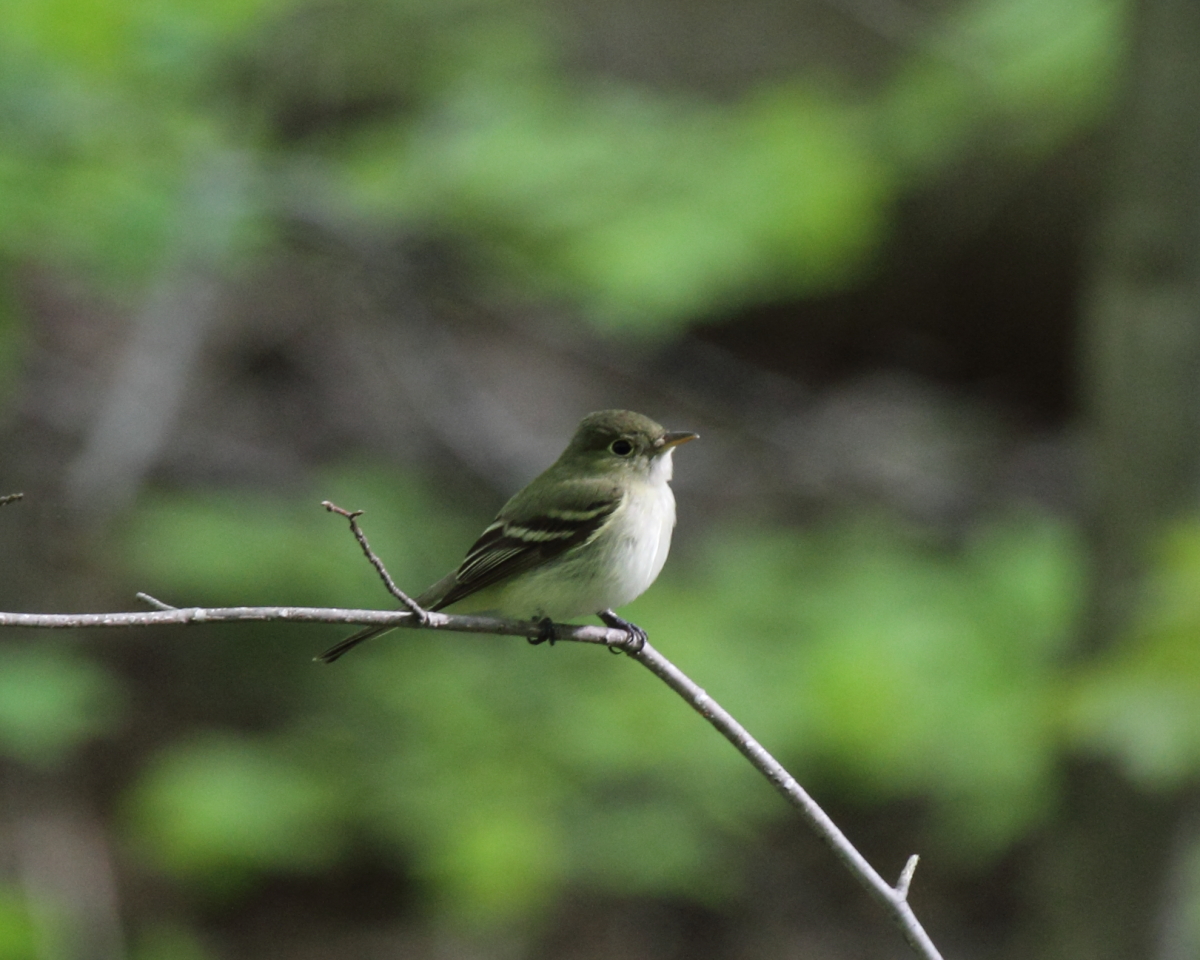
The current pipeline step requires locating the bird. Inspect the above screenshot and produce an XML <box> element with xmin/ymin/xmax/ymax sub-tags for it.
<box><xmin>318</xmin><ymin>409</ymin><xmax>697</xmax><ymax>662</ymax></box>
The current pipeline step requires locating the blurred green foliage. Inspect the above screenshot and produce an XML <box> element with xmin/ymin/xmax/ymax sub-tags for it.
<box><xmin>880</xmin><ymin>0</ymin><xmax>1121</xmax><ymax>170</ymax></box>
<box><xmin>117</xmin><ymin>474</ymin><xmax>1096</xmax><ymax>924</ymax></box>
<box><xmin>0</xmin><ymin>888</ymin><xmax>37</xmax><ymax>960</ymax></box>
<box><xmin>0</xmin><ymin>0</ymin><xmax>267</xmax><ymax>284</ymax></box>
<box><xmin>346</xmin><ymin>82</ymin><xmax>894</xmax><ymax>324</ymax></box>
<box><xmin>129</xmin><ymin>923</ymin><xmax>213</xmax><ymax>960</ymax></box>
<box><xmin>0</xmin><ymin>646</ymin><xmax>121</xmax><ymax>768</ymax></box>
<box><xmin>125</xmin><ymin>733</ymin><xmax>345</xmax><ymax>892</ymax></box>
<box><xmin>1</xmin><ymin>0</ymin><xmax>1122</xmax><ymax>322</ymax></box>
<box><xmin>125</xmin><ymin>467</ymin><xmax>478</xmax><ymax>608</ymax></box>
<box><xmin>1069</xmin><ymin>518</ymin><xmax>1200</xmax><ymax>788</ymax></box>
<box><xmin>339</xmin><ymin>0</ymin><xmax>1121</xmax><ymax>327</ymax></box>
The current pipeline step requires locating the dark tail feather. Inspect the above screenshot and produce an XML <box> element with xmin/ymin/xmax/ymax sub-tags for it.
<box><xmin>316</xmin><ymin>625</ymin><xmax>393</xmax><ymax>664</ymax></box>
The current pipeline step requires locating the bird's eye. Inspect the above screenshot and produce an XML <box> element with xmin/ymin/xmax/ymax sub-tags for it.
<box><xmin>609</xmin><ymin>438</ymin><xmax>634</xmax><ymax>457</ymax></box>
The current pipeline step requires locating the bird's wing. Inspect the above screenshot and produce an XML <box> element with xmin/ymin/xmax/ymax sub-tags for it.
<box><xmin>429</xmin><ymin>481</ymin><xmax>622</xmax><ymax>611</ymax></box>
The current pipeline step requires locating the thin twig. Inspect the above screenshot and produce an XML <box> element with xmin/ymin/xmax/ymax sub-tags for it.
<box><xmin>135</xmin><ymin>592</ymin><xmax>177</xmax><ymax>611</ymax></box>
<box><xmin>0</xmin><ymin>493</ymin><xmax>24</xmax><ymax>506</ymax></box>
<box><xmin>897</xmin><ymin>854</ymin><xmax>921</xmax><ymax>901</ymax></box>
<box><xmin>322</xmin><ymin>501</ymin><xmax>428</xmax><ymax>623</ymax></box>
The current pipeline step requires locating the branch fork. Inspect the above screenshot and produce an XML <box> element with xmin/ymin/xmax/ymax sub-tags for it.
<box><xmin>321</xmin><ymin>501</ymin><xmax>430</xmax><ymax>625</ymax></box>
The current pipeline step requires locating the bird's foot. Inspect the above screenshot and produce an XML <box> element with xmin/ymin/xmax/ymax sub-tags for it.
<box><xmin>599</xmin><ymin>609</ymin><xmax>647</xmax><ymax>654</ymax></box>
<box><xmin>529</xmin><ymin>616</ymin><xmax>557</xmax><ymax>646</ymax></box>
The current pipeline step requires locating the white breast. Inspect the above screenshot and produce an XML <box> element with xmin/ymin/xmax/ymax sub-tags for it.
<box><xmin>601</xmin><ymin>465</ymin><xmax>677</xmax><ymax>607</ymax></box>
<box><xmin>497</xmin><ymin>451</ymin><xmax>679</xmax><ymax>621</ymax></box>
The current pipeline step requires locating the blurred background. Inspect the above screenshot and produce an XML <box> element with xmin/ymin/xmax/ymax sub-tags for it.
<box><xmin>1</xmin><ymin>0</ymin><xmax>1198</xmax><ymax>957</ymax></box>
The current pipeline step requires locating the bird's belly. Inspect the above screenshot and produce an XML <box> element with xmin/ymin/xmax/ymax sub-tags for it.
<box><xmin>494</xmin><ymin>483</ymin><xmax>676</xmax><ymax>621</ymax></box>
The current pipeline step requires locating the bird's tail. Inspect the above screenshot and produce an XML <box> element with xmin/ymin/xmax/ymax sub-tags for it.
<box><xmin>316</xmin><ymin>625</ymin><xmax>394</xmax><ymax>664</ymax></box>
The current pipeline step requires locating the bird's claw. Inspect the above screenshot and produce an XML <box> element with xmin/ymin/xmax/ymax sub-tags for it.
<box><xmin>599</xmin><ymin>609</ymin><xmax>647</xmax><ymax>654</ymax></box>
<box><xmin>529</xmin><ymin>616</ymin><xmax>557</xmax><ymax>646</ymax></box>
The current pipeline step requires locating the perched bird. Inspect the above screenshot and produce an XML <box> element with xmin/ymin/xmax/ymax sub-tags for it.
<box><xmin>319</xmin><ymin>409</ymin><xmax>697</xmax><ymax>662</ymax></box>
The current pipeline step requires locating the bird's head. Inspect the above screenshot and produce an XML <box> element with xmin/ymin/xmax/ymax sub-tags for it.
<box><xmin>560</xmin><ymin>409</ymin><xmax>698</xmax><ymax>481</ymax></box>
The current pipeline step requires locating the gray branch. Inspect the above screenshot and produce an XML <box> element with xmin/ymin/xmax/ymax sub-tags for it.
<box><xmin>0</xmin><ymin>599</ymin><xmax>945</xmax><ymax>958</ymax></box>
<box><xmin>0</xmin><ymin>499</ymin><xmax>946</xmax><ymax>959</ymax></box>
<box><xmin>0</xmin><ymin>605</ymin><xmax>600</xmax><ymax>639</ymax></box>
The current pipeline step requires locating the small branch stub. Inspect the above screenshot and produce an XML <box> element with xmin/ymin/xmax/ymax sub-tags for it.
<box><xmin>897</xmin><ymin>854</ymin><xmax>920</xmax><ymax>901</ymax></box>
<box><xmin>135</xmin><ymin>592</ymin><xmax>177</xmax><ymax>611</ymax></box>
<box><xmin>0</xmin><ymin>493</ymin><xmax>24</xmax><ymax>507</ymax></box>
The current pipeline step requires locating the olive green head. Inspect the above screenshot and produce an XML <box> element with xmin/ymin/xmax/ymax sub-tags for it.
<box><xmin>558</xmin><ymin>409</ymin><xmax>698</xmax><ymax>477</ymax></box>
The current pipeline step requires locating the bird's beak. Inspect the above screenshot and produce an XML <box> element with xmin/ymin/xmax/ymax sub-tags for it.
<box><xmin>657</xmin><ymin>430</ymin><xmax>699</xmax><ymax>450</ymax></box>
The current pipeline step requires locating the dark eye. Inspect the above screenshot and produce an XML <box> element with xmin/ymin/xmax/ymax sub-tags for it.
<box><xmin>609</xmin><ymin>438</ymin><xmax>634</xmax><ymax>456</ymax></box>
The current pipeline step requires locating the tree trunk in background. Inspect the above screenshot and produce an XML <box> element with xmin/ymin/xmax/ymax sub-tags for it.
<box><xmin>1081</xmin><ymin>0</ymin><xmax>1200</xmax><ymax>646</ymax></box>
<box><xmin>1041</xmin><ymin>0</ymin><xmax>1200</xmax><ymax>958</ymax></box>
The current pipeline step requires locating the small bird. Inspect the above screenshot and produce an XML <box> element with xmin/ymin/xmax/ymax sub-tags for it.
<box><xmin>319</xmin><ymin>410</ymin><xmax>697</xmax><ymax>662</ymax></box>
